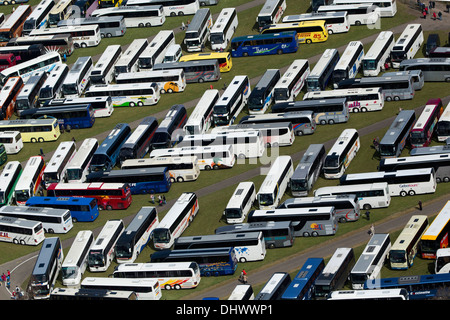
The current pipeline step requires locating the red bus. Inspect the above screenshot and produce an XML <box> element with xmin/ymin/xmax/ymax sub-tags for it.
<box><xmin>0</xmin><ymin>5</ymin><xmax>32</xmax><ymax>47</ymax></box>
<box><xmin>46</xmin><ymin>182</ymin><xmax>132</xmax><ymax>210</ymax></box>
<box><xmin>0</xmin><ymin>76</ymin><xmax>23</xmax><ymax>120</ymax></box>
<box><xmin>409</xmin><ymin>98</ymin><xmax>443</xmax><ymax>148</ymax></box>
<box><xmin>0</xmin><ymin>53</ymin><xmax>16</xmax><ymax>71</ymax></box>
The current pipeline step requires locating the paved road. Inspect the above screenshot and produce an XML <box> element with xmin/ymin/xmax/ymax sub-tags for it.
<box><xmin>1</xmin><ymin>0</ymin><xmax>449</xmax><ymax>300</ymax></box>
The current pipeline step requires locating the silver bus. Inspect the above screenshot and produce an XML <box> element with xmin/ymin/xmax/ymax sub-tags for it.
<box><xmin>183</xmin><ymin>8</ymin><xmax>212</xmax><ymax>52</ymax></box>
<box><xmin>379</xmin><ymin>110</ymin><xmax>416</xmax><ymax>159</ymax></box>
<box><xmin>38</xmin><ymin>63</ymin><xmax>68</xmax><ymax>104</ymax></box>
<box><xmin>152</xmin><ymin>59</ymin><xmax>220</xmax><ymax>83</ymax></box>
<box><xmin>306</xmin><ymin>48</ymin><xmax>340</xmax><ymax>91</ymax></box>
<box><xmin>16</xmin><ymin>70</ymin><xmax>48</xmax><ymax>115</ymax></box>
<box><xmin>89</xmin><ymin>45</ymin><xmax>122</xmax><ymax>85</ymax></box>
<box><xmin>399</xmin><ymin>58</ymin><xmax>450</xmax><ymax>82</ymax></box>
<box><xmin>289</xmin><ymin>143</ymin><xmax>326</xmax><ymax>196</ymax></box>
<box><xmin>57</xmin><ymin>16</ymin><xmax>126</xmax><ymax>38</ymax></box>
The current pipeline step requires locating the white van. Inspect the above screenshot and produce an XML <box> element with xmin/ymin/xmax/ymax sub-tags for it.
<box><xmin>163</xmin><ymin>44</ymin><xmax>182</xmax><ymax>63</ymax></box>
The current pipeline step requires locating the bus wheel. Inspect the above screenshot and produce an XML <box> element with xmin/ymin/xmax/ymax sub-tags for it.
<box><xmin>339</xmin><ymin>217</ymin><xmax>347</xmax><ymax>223</ymax></box>
<box><xmin>408</xmin><ymin>190</ymin><xmax>416</xmax><ymax>196</ymax></box>
<box><xmin>239</xmin><ymin>257</ymin><xmax>247</xmax><ymax>263</ymax></box>
<box><xmin>13</xmin><ymin>239</ymin><xmax>18</xmax><ymax>244</ymax></box>
<box><xmin>178</xmin><ymin>11</ymin><xmax>184</xmax><ymax>16</ymax></box>
<box><xmin>355</xmin><ymin>21</ymin><xmax>361</xmax><ymax>25</ymax></box>
<box><xmin>361</xmin><ymin>107</ymin><xmax>367</xmax><ymax>112</ymax></box>
<box><xmin>303</xmin><ymin>232</ymin><xmax>310</xmax><ymax>237</ymax></box>
<box><xmin>106</xmin><ymin>205</ymin><xmax>113</xmax><ymax>211</ymax></box>
<box><xmin>328</xmin><ymin>119</ymin><xmax>335</xmax><ymax>125</ymax></box>
<box><xmin>198</xmin><ymin>78</ymin><xmax>204</xmax><ymax>83</ymax></box>
<box><xmin>445</xmin><ymin>77</ymin><xmax>450</xmax><ymax>83</ymax></box>
<box><xmin>170</xmin><ymin>177</ymin><xmax>176</xmax><ymax>183</ymax></box>
<box><xmin>243</xmin><ymin>52</ymin><xmax>248</xmax><ymax>57</ymax></box>
<box><xmin>386</xmin><ymin>96</ymin><xmax>392</xmax><ymax>102</ymax></box>
<box><xmin>328</xmin><ymin>29</ymin><xmax>333</xmax><ymax>35</ymax></box>
<box><xmin>363</xmin><ymin>204</ymin><xmax>372</xmax><ymax>210</ymax></box>
<box><xmin>72</xmin><ymin>217</ymin><xmax>78</xmax><ymax>223</ymax></box>
<box><xmin>20</xmin><ymin>240</ymin><xmax>25</xmax><ymax>245</ymax></box>
<box><xmin>400</xmin><ymin>191</ymin><xmax>407</xmax><ymax>197</ymax></box>
<box><xmin>138</xmin><ymin>23</ymin><xmax>144</xmax><ymax>28</ymax></box>
<box><xmin>101</xmin><ymin>33</ymin><xmax>105</xmax><ymax>38</ymax></box>
<box><xmin>205</xmin><ymin>165</ymin><xmax>211</xmax><ymax>170</ymax></box>
<box><xmin>48</xmin><ymin>229</ymin><xmax>54</xmax><ymax>234</ymax></box>
<box><xmin>394</xmin><ymin>96</ymin><xmax>400</xmax><ymax>101</ymax></box>
<box><xmin>160</xmin><ymin>89</ymin><xmax>166</xmax><ymax>94</ymax></box>
<box><xmin>98</xmin><ymin>205</ymin><xmax>104</xmax><ymax>211</ymax></box>
<box><xmin>167</xmin><ymin>88</ymin><xmax>173</xmax><ymax>93</ymax></box>
<box><xmin>213</xmin><ymin>164</ymin><xmax>219</xmax><ymax>170</ymax></box>
<box><xmin>38</xmin><ymin>137</ymin><xmax>44</xmax><ymax>142</ymax></box>
<box><xmin>177</xmin><ymin>177</ymin><xmax>184</xmax><ymax>183</ymax></box>
<box><xmin>277</xmin><ymin>49</ymin><xmax>283</xmax><ymax>55</ymax></box>
<box><xmin>129</xmin><ymin>102</ymin><xmax>135</xmax><ymax>107</ymax></box>
<box><xmin>306</xmin><ymin>39</ymin><xmax>312</xmax><ymax>44</ymax></box>
<box><xmin>145</xmin><ymin>23</ymin><xmax>152</xmax><ymax>27</ymax></box>
<box><xmin>164</xmin><ymin>284</ymin><xmax>172</xmax><ymax>290</ymax></box>
<box><xmin>204</xmin><ymin>272</ymin><xmax>211</xmax><ymax>277</ymax></box>
<box><xmin>2</xmin><ymin>1</ymin><xmax>8</xmax><ymax>5</ymax></box>
<box><xmin>444</xmin><ymin>177</ymin><xmax>450</xmax><ymax>183</ymax></box>
<box><xmin>137</xmin><ymin>101</ymin><xmax>144</xmax><ymax>107</ymax></box>
<box><xmin>81</xmin><ymin>43</ymin><xmax>87</xmax><ymax>48</ymax></box>
<box><xmin>106</xmin><ymin>33</ymin><xmax>112</xmax><ymax>38</ymax></box>
<box><xmin>31</xmin><ymin>138</ymin><xmax>37</xmax><ymax>143</ymax></box>
<box><xmin>174</xmin><ymin>284</ymin><xmax>182</xmax><ymax>290</ymax></box>
<box><xmin>268</xmin><ymin>243</ymin><xmax>276</xmax><ymax>249</ymax></box>
<box><xmin>296</xmin><ymin>131</ymin><xmax>303</xmax><ymax>136</ymax></box>
<box><xmin>312</xmin><ymin>232</ymin><xmax>319</xmax><ymax>237</ymax></box>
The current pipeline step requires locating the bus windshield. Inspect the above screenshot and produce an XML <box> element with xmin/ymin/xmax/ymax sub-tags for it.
<box><xmin>115</xmin><ymin>243</ymin><xmax>132</xmax><ymax>259</ymax></box>
<box><xmin>88</xmin><ymin>250</ymin><xmax>105</xmax><ymax>267</ymax></box>
<box><xmin>15</xmin><ymin>190</ymin><xmax>30</xmax><ymax>203</ymax></box>
<box><xmin>379</xmin><ymin>144</ymin><xmax>395</xmax><ymax>157</ymax></box>
<box><xmin>258</xmin><ymin>193</ymin><xmax>274</xmax><ymax>206</ymax></box>
<box><xmin>324</xmin><ymin>155</ymin><xmax>339</xmax><ymax>168</ymax></box>
<box><xmin>61</xmin><ymin>266</ymin><xmax>78</xmax><ymax>280</ymax></box>
<box><xmin>389</xmin><ymin>250</ymin><xmax>406</xmax><ymax>264</ymax></box>
<box><xmin>66</xmin><ymin>168</ymin><xmax>82</xmax><ymax>181</ymax></box>
<box><xmin>225</xmin><ymin>208</ymin><xmax>241</xmax><ymax>219</ymax></box>
<box><xmin>210</xmin><ymin>33</ymin><xmax>223</xmax><ymax>44</ymax></box>
<box><xmin>0</xmin><ymin>191</ymin><xmax>4</xmax><ymax>203</ymax></box>
<box><xmin>363</xmin><ymin>60</ymin><xmax>377</xmax><ymax>70</ymax></box>
<box><xmin>152</xmin><ymin>228</ymin><xmax>170</xmax><ymax>243</ymax></box>
<box><xmin>290</xmin><ymin>179</ymin><xmax>307</xmax><ymax>192</ymax></box>
<box><xmin>410</xmin><ymin>131</ymin><xmax>426</xmax><ymax>145</ymax></box>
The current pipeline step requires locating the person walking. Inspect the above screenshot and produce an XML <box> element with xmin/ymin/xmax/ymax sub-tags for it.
<box><xmin>368</xmin><ymin>224</ymin><xmax>375</xmax><ymax>236</ymax></box>
<box><xmin>365</xmin><ymin>210</ymin><xmax>371</xmax><ymax>220</ymax></box>
<box><xmin>418</xmin><ymin>200</ymin><xmax>423</xmax><ymax>211</ymax></box>
<box><xmin>239</xmin><ymin>269</ymin><xmax>248</xmax><ymax>284</ymax></box>
<box><xmin>150</xmin><ymin>193</ymin><xmax>155</xmax><ymax>204</ymax></box>
<box><xmin>181</xmin><ymin>21</ymin><xmax>185</xmax><ymax>30</ymax></box>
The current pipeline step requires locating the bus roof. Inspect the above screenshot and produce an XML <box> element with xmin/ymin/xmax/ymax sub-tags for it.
<box><xmin>351</xmin><ymin>233</ymin><xmax>390</xmax><ymax>274</ymax></box>
<box><xmin>422</xmin><ymin>201</ymin><xmax>450</xmax><ymax>240</ymax></box>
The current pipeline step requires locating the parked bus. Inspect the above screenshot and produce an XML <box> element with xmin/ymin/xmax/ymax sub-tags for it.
<box><xmin>0</xmin><ymin>43</ymin><xmax>43</xmax><ymax>62</ymax></box>
<box><xmin>58</xmin><ymin>16</ymin><xmax>126</xmax><ymax>38</ymax></box>
<box><xmin>49</xmin><ymin>96</ymin><xmax>113</xmax><ymax>118</ymax></box>
<box><xmin>0</xmin><ymin>51</ymin><xmax>61</xmax><ymax>85</ymax></box>
<box><xmin>183</xmin><ymin>8</ymin><xmax>212</xmax><ymax>52</ymax></box>
<box><xmin>98</xmin><ymin>0</ymin><xmax>123</xmax><ymax>8</ymax></box>
<box><xmin>332</xmin><ymin>40</ymin><xmax>364</xmax><ymax>87</ymax></box>
<box><xmin>38</xmin><ymin>64</ymin><xmax>68</xmax><ymax>104</ymax></box>
<box><xmin>399</xmin><ymin>58</ymin><xmax>450</xmax><ymax>82</ymax></box>
<box><xmin>88</xmin><ymin>219</ymin><xmax>124</xmax><ymax>272</ymax></box>
<box><xmin>0</xmin><ymin>205</ymin><xmax>72</xmax><ymax>234</ymax></box>
<box><xmin>86</xmin><ymin>167</ymin><xmax>171</xmax><ymax>195</ymax></box>
<box><xmin>137</xmin><ymin>30</ymin><xmax>174</xmax><ymax>70</ymax></box>
<box><xmin>223</xmin><ymin>181</ymin><xmax>256</xmax><ymax>224</ymax></box>
<box><xmin>437</xmin><ymin>102</ymin><xmax>450</xmax><ymax>142</ymax></box>
<box><xmin>213</xmin><ymin>75</ymin><xmax>250</xmax><ymax>126</ymax></box>
<box><xmin>209</xmin><ymin>7</ymin><xmax>238</xmax><ymax>51</ymax></box>
<box><xmin>315</xmin><ymin>182</ymin><xmax>390</xmax><ymax>210</ymax></box>
<box><xmin>178</xmin><ymin>130</ymin><xmax>265</xmax><ymax>159</ymax></box>
<box><xmin>420</xmin><ymin>201</ymin><xmax>450</xmax><ymax>259</ymax></box>
<box><xmin>215</xmin><ymin>220</ymin><xmax>295</xmax><ymax>249</ymax></box>
<box><xmin>61</xmin><ymin>230</ymin><xmax>94</xmax><ymax>287</ymax></box>
<box><xmin>349</xmin><ymin>233</ymin><xmax>391</xmax><ymax>289</ymax></box>
<box><xmin>0</xmin><ymin>53</ymin><xmax>15</xmax><ymax>72</ymax></box>
<box><xmin>162</xmin><ymin>44</ymin><xmax>181</xmax><ymax>63</ymax></box>
<box><xmin>273</xmin><ymin>59</ymin><xmax>309</xmax><ymax>103</ymax></box>
<box><xmin>42</xmin><ymin>141</ymin><xmax>76</xmax><ymax>188</ymax></box>
<box><xmin>0</xmin><ymin>5</ymin><xmax>32</xmax><ymax>46</ymax></box>
<box><xmin>46</xmin><ymin>182</ymin><xmax>132</xmax><ymax>210</ymax></box>
<box><xmin>113</xmin><ymin>261</ymin><xmax>201</xmax><ymax>290</ymax></box>
<box><xmin>279</xmin><ymin>194</ymin><xmax>360</xmax><ymax>223</ymax></box>
<box><xmin>379</xmin><ymin>110</ymin><xmax>416</xmax><ymax>158</ymax></box>
<box><xmin>260</xmin><ymin>20</ymin><xmax>328</xmax><ymax>44</ymax></box>
<box><xmin>88</xmin><ymin>123</ymin><xmax>131</xmax><ymax>172</ymax></box>
<box><xmin>85</xmin><ymin>82</ymin><xmax>160</xmax><ymax>107</ymax></box>
<box><xmin>0</xmin><ymin>118</ymin><xmax>60</xmax><ymax>143</ymax></box>
<box><xmin>0</xmin><ymin>131</ymin><xmax>23</xmax><ymax>155</ymax></box>
<box><xmin>29</xmin><ymin>237</ymin><xmax>63</xmax><ymax>299</ymax></box>
<box><xmin>0</xmin><ymin>161</ymin><xmax>22</xmax><ymax>206</ymax></box>
<box><xmin>331</xmin><ymin>0</ymin><xmax>397</xmax><ymax>17</ymax></box>
<box><xmin>231</xmin><ymin>31</ymin><xmax>298</xmax><ymax>58</ymax></box>
<box><xmin>409</xmin><ymin>98</ymin><xmax>443</xmax><ymax>148</ymax></box>
<box><xmin>340</xmin><ymin>168</ymin><xmax>436</xmax><ymax>197</ymax></box>
<box><xmin>26</xmin><ymin>196</ymin><xmax>99</xmax><ymax>222</ymax></box>
<box><xmin>429</xmin><ymin>47</ymin><xmax>450</xmax><ymax>58</ymax></box>
<box><xmin>29</xmin><ymin>24</ymin><xmax>101</xmax><ymax>48</ymax></box>
<box><xmin>65</xmin><ymin>138</ymin><xmax>98</xmax><ymax>183</ymax></box>
<box><xmin>15</xmin><ymin>70</ymin><xmax>47</xmax><ymax>115</ymax></box>
<box><xmin>152</xmin><ymin>192</ymin><xmax>199</xmax><ymax>250</ymax></box>
<box><xmin>290</xmin><ymin>143</ymin><xmax>326</xmax><ymax>197</ymax></box>
<box><xmin>317</xmin><ymin>3</ymin><xmax>380</xmax><ymax>25</ymax></box>
<box><xmin>73</xmin><ymin>0</ymin><xmax>99</xmax><ymax>17</ymax></box>
<box><xmin>48</xmin><ymin>0</ymin><xmax>74</xmax><ymax>27</ymax></box>
<box><xmin>281</xmin><ymin>258</ymin><xmax>325</xmax><ymax>300</ymax></box>
<box><xmin>115</xmin><ymin>69</ymin><xmax>186</xmax><ymax>94</ymax></box>
<box><xmin>113</xmin><ymin>38</ymin><xmax>148</xmax><ymax>76</ymax></box>
<box><xmin>184</xmin><ymin>89</ymin><xmax>219</xmax><ymax>135</ymax></box>
<box><xmin>248</xmin><ymin>69</ymin><xmax>280</xmax><ymax>114</ymax></box>
<box><xmin>8</xmin><ymin>34</ymin><xmax>74</xmax><ymax>57</ymax></box>
<box><xmin>0</xmin><ymin>215</ymin><xmax>44</xmax><ymax>246</ymax></box>
<box><xmin>390</xmin><ymin>24</ymin><xmax>423</xmax><ymax>68</ymax></box>
<box><xmin>240</xmin><ymin>111</ymin><xmax>316</xmax><ymax>137</ymax></box>
<box><xmin>150</xmin><ymin>144</ymin><xmax>236</xmax><ymax>170</ymax></box>
<box><xmin>362</xmin><ymin>31</ymin><xmax>395</xmax><ymax>76</ymax></box>
<box><xmin>389</xmin><ymin>215</ymin><xmax>428</xmax><ymax>270</ymax></box>
<box><xmin>115</xmin><ymin>207</ymin><xmax>159</xmax><ymax>263</ymax></box>
<box><xmin>435</xmin><ymin>248</ymin><xmax>450</xmax><ymax>274</ymax></box>
<box><xmin>81</xmin><ymin>277</ymin><xmax>160</xmax><ymax>300</ymax></box>
<box><xmin>306</xmin><ymin>48</ymin><xmax>339</xmax><ymax>91</ymax></box>
<box><xmin>228</xmin><ymin>284</ymin><xmax>255</xmax><ymax>300</ymax></box>
<box><xmin>124</xmin><ymin>0</ymin><xmax>200</xmax><ymax>16</ymax></box>
<box><xmin>212</xmin><ymin>121</ymin><xmax>295</xmax><ymax>148</ymax></box>
<box><xmin>50</xmin><ymin>287</ymin><xmax>137</xmax><ymax>300</ymax></box>
<box><xmin>282</xmin><ymin>11</ymin><xmax>349</xmax><ymax>34</ymax></box>
<box><xmin>22</xmin><ymin>0</ymin><xmax>55</xmax><ymax>35</ymax></box>
<box><xmin>257</xmin><ymin>155</ymin><xmax>293</xmax><ymax>209</ymax></box>
<box><xmin>152</xmin><ymin>59</ymin><xmax>220</xmax><ymax>83</ymax></box>
<box><xmin>328</xmin><ymin>288</ymin><xmax>408</xmax><ymax>300</ymax></box>
<box><xmin>272</xmin><ymin>98</ymin><xmax>349</xmax><ymax>125</ymax></box>
<box><xmin>14</xmin><ymin>155</ymin><xmax>45</xmax><ymax>205</ymax></box>
<box><xmin>314</xmin><ymin>248</ymin><xmax>356</xmax><ymax>298</ymax></box>
<box><xmin>121</xmin><ymin>156</ymin><xmax>200</xmax><ymax>183</ymax></box>
<box><xmin>256</xmin><ymin>0</ymin><xmax>286</xmax><ymax>31</ymax></box>
<box><xmin>337</xmin><ymin>74</ymin><xmax>416</xmax><ymax>101</ymax></box>
<box><xmin>322</xmin><ymin>128</ymin><xmax>359</xmax><ymax>179</ymax></box>
<box><xmin>255</xmin><ymin>272</ymin><xmax>291</xmax><ymax>300</ymax></box>
<box><xmin>151</xmin><ymin>104</ymin><xmax>187</xmax><ymax>149</ymax></box>
<box><xmin>89</xmin><ymin>45</ymin><xmax>121</xmax><ymax>85</ymax></box>
<box><xmin>118</xmin><ymin>117</ymin><xmax>157</xmax><ymax>164</ymax></box>
<box><xmin>180</xmin><ymin>51</ymin><xmax>232</xmax><ymax>73</ymax></box>
<box><xmin>248</xmin><ymin>207</ymin><xmax>338</xmax><ymax>237</ymax></box>
<box><xmin>174</xmin><ymin>231</ymin><xmax>266</xmax><ymax>263</ymax></box>
<box><xmin>0</xmin><ymin>76</ymin><xmax>23</xmax><ymax>120</ymax></box>
<box><xmin>91</xmin><ymin>5</ymin><xmax>165</xmax><ymax>28</ymax></box>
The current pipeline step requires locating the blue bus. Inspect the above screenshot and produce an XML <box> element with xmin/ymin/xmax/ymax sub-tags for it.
<box><xmin>73</xmin><ymin>0</ymin><xmax>99</xmax><ymax>17</ymax></box>
<box><xmin>19</xmin><ymin>104</ymin><xmax>95</xmax><ymax>130</ymax></box>
<box><xmin>281</xmin><ymin>257</ymin><xmax>325</xmax><ymax>300</ymax></box>
<box><xmin>88</xmin><ymin>123</ymin><xmax>131</xmax><ymax>172</ymax></box>
<box><xmin>231</xmin><ymin>31</ymin><xmax>298</xmax><ymax>58</ymax></box>
<box><xmin>151</xmin><ymin>105</ymin><xmax>187</xmax><ymax>149</ymax></box>
<box><xmin>25</xmin><ymin>196</ymin><xmax>99</xmax><ymax>222</ymax></box>
<box><xmin>85</xmin><ymin>167</ymin><xmax>171</xmax><ymax>195</ymax></box>
<box><xmin>364</xmin><ymin>273</ymin><xmax>450</xmax><ymax>300</ymax></box>
<box><xmin>150</xmin><ymin>247</ymin><xmax>238</xmax><ymax>277</ymax></box>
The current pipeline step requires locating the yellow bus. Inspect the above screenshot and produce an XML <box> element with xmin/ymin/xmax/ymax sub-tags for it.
<box><xmin>179</xmin><ymin>52</ymin><xmax>232</xmax><ymax>73</ymax></box>
<box><xmin>98</xmin><ymin>0</ymin><xmax>123</xmax><ymax>8</ymax></box>
<box><xmin>0</xmin><ymin>119</ymin><xmax>61</xmax><ymax>143</ymax></box>
<box><xmin>260</xmin><ymin>20</ymin><xmax>328</xmax><ymax>44</ymax></box>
